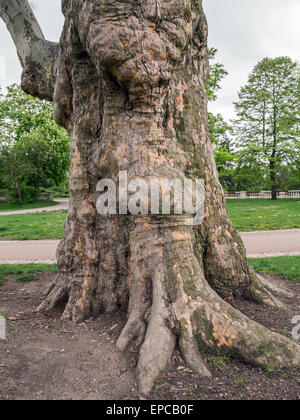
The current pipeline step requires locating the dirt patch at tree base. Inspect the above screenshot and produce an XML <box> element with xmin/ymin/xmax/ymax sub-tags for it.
<box><xmin>0</xmin><ymin>273</ymin><xmax>299</xmax><ymax>400</ymax></box>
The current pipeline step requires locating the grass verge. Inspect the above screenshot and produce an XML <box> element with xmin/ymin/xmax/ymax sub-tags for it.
<box><xmin>248</xmin><ymin>256</ymin><xmax>300</xmax><ymax>282</ymax></box>
<box><xmin>0</xmin><ymin>211</ymin><xmax>67</xmax><ymax>240</ymax></box>
<box><xmin>0</xmin><ymin>201</ymin><xmax>58</xmax><ymax>213</ymax></box>
<box><xmin>0</xmin><ymin>263</ymin><xmax>58</xmax><ymax>287</ymax></box>
<box><xmin>227</xmin><ymin>199</ymin><xmax>300</xmax><ymax>231</ymax></box>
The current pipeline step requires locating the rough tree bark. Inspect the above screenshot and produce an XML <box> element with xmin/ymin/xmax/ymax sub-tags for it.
<box><xmin>1</xmin><ymin>0</ymin><xmax>299</xmax><ymax>395</ymax></box>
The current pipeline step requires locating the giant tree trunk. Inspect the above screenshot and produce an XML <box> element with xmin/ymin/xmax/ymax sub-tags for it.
<box><xmin>1</xmin><ymin>0</ymin><xmax>299</xmax><ymax>395</ymax></box>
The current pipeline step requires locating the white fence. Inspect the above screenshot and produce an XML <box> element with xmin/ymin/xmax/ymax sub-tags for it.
<box><xmin>225</xmin><ymin>190</ymin><xmax>300</xmax><ymax>199</ymax></box>
<box><xmin>0</xmin><ymin>193</ymin><xmax>8</xmax><ymax>202</ymax></box>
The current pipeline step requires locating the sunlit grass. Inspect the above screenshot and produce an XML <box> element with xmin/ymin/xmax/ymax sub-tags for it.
<box><xmin>248</xmin><ymin>256</ymin><xmax>300</xmax><ymax>282</ymax></box>
<box><xmin>0</xmin><ymin>263</ymin><xmax>59</xmax><ymax>287</ymax></box>
<box><xmin>0</xmin><ymin>211</ymin><xmax>67</xmax><ymax>240</ymax></box>
<box><xmin>227</xmin><ymin>199</ymin><xmax>300</xmax><ymax>232</ymax></box>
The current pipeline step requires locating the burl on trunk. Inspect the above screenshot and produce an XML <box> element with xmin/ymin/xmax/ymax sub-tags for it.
<box><xmin>1</xmin><ymin>0</ymin><xmax>299</xmax><ymax>394</ymax></box>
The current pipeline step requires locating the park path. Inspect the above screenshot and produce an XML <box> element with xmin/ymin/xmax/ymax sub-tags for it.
<box><xmin>0</xmin><ymin>240</ymin><xmax>58</xmax><ymax>264</ymax></box>
<box><xmin>241</xmin><ymin>229</ymin><xmax>300</xmax><ymax>258</ymax></box>
<box><xmin>0</xmin><ymin>199</ymin><xmax>69</xmax><ymax>216</ymax></box>
<box><xmin>0</xmin><ymin>229</ymin><xmax>300</xmax><ymax>263</ymax></box>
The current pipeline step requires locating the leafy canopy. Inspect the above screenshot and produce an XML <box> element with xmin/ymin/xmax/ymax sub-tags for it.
<box><xmin>233</xmin><ymin>57</ymin><xmax>300</xmax><ymax>194</ymax></box>
<box><xmin>206</xmin><ymin>48</ymin><xmax>235</xmax><ymax>188</ymax></box>
<box><xmin>0</xmin><ymin>85</ymin><xmax>70</xmax><ymax>202</ymax></box>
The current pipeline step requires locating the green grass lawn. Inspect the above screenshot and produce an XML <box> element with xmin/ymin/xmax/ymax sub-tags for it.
<box><xmin>227</xmin><ymin>199</ymin><xmax>300</xmax><ymax>232</ymax></box>
<box><xmin>0</xmin><ymin>263</ymin><xmax>59</xmax><ymax>286</ymax></box>
<box><xmin>0</xmin><ymin>200</ymin><xmax>58</xmax><ymax>212</ymax></box>
<box><xmin>0</xmin><ymin>211</ymin><xmax>67</xmax><ymax>240</ymax></box>
<box><xmin>248</xmin><ymin>256</ymin><xmax>300</xmax><ymax>282</ymax></box>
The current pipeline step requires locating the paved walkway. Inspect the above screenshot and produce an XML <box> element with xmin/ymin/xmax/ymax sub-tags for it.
<box><xmin>0</xmin><ymin>200</ymin><xmax>69</xmax><ymax>216</ymax></box>
<box><xmin>241</xmin><ymin>229</ymin><xmax>300</xmax><ymax>258</ymax></box>
<box><xmin>0</xmin><ymin>229</ymin><xmax>299</xmax><ymax>264</ymax></box>
<box><xmin>0</xmin><ymin>240</ymin><xmax>58</xmax><ymax>264</ymax></box>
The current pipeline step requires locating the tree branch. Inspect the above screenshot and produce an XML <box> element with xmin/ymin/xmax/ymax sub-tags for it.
<box><xmin>0</xmin><ymin>0</ymin><xmax>58</xmax><ymax>101</ymax></box>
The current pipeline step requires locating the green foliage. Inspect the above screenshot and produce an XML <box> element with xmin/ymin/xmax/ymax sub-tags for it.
<box><xmin>206</xmin><ymin>54</ymin><xmax>300</xmax><ymax>193</ymax></box>
<box><xmin>9</xmin><ymin>185</ymin><xmax>37</xmax><ymax>204</ymax></box>
<box><xmin>209</xmin><ymin>113</ymin><xmax>236</xmax><ymax>189</ymax></box>
<box><xmin>233</xmin><ymin>57</ymin><xmax>300</xmax><ymax>197</ymax></box>
<box><xmin>40</xmin><ymin>183</ymin><xmax>69</xmax><ymax>199</ymax></box>
<box><xmin>230</xmin><ymin>164</ymin><xmax>266</xmax><ymax>192</ymax></box>
<box><xmin>206</xmin><ymin>48</ymin><xmax>228</xmax><ymax>102</ymax></box>
<box><xmin>0</xmin><ymin>85</ymin><xmax>70</xmax><ymax>203</ymax></box>
<box><xmin>206</xmin><ymin>49</ymin><xmax>235</xmax><ymax>189</ymax></box>
<box><xmin>0</xmin><ymin>138</ymin><xmax>32</xmax><ymax>203</ymax></box>
<box><xmin>0</xmin><ymin>85</ymin><xmax>60</xmax><ymax>141</ymax></box>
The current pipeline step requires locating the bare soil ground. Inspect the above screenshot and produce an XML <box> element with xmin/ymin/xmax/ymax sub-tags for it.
<box><xmin>0</xmin><ymin>272</ymin><xmax>299</xmax><ymax>400</ymax></box>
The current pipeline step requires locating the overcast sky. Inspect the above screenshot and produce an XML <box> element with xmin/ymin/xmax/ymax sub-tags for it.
<box><xmin>0</xmin><ymin>0</ymin><xmax>299</xmax><ymax>121</ymax></box>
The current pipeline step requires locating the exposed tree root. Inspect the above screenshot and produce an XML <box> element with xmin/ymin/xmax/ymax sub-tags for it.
<box><xmin>200</xmin><ymin>214</ymin><xmax>291</xmax><ymax>309</ymax></box>
<box><xmin>247</xmin><ymin>274</ymin><xmax>287</xmax><ymax>308</ymax></box>
<box><xmin>37</xmin><ymin>272</ymin><xmax>69</xmax><ymax>314</ymax></box>
<box><xmin>116</xmin><ymin>265</ymin><xmax>149</xmax><ymax>352</ymax></box>
<box><xmin>179</xmin><ymin>331</ymin><xmax>211</xmax><ymax>377</ymax></box>
<box><xmin>254</xmin><ymin>272</ymin><xmax>294</xmax><ymax>299</ymax></box>
<box><xmin>38</xmin><ymin>218</ymin><xmax>300</xmax><ymax>395</ymax></box>
<box><xmin>137</xmin><ymin>265</ymin><xmax>176</xmax><ymax>395</ymax></box>
<box><xmin>116</xmin><ymin>220</ymin><xmax>300</xmax><ymax>394</ymax></box>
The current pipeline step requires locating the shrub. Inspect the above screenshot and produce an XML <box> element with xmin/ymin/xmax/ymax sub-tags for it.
<box><xmin>9</xmin><ymin>185</ymin><xmax>38</xmax><ymax>204</ymax></box>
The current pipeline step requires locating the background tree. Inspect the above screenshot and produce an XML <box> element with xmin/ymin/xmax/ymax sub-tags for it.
<box><xmin>233</xmin><ymin>57</ymin><xmax>300</xmax><ymax>199</ymax></box>
<box><xmin>206</xmin><ymin>48</ymin><xmax>228</xmax><ymax>103</ymax></box>
<box><xmin>1</xmin><ymin>0</ymin><xmax>299</xmax><ymax>395</ymax></box>
<box><xmin>0</xmin><ymin>85</ymin><xmax>56</xmax><ymax>141</ymax></box>
<box><xmin>21</xmin><ymin>128</ymin><xmax>70</xmax><ymax>191</ymax></box>
<box><xmin>0</xmin><ymin>140</ymin><xmax>33</xmax><ymax>203</ymax></box>
<box><xmin>206</xmin><ymin>48</ymin><xmax>235</xmax><ymax>189</ymax></box>
<box><xmin>209</xmin><ymin>112</ymin><xmax>236</xmax><ymax>190</ymax></box>
<box><xmin>0</xmin><ymin>85</ymin><xmax>70</xmax><ymax>202</ymax></box>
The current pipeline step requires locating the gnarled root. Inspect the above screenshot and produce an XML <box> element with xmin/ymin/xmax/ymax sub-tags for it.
<box><xmin>179</xmin><ymin>331</ymin><xmax>211</xmax><ymax>377</ymax></box>
<box><xmin>171</xmin><ymin>278</ymin><xmax>300</xmax><ymax>376</ymax></box>
<box><xmin>137</xmin><ymin>265</ymin><xmax>176</xmax><ymax>395</ymax></box>
<box><xmin>37</xmin><ymin>272</ymin><xmax>69</xmax><ymax>314</ymax></box>
<box><xmin>201</xmin><ymin>225</ymin><xmax>291</xmax><ymax>309</ymax></box>
<box><xmin>39</xmin><ymin>218</ymin><xmax>300</xmax><ymax>396</ymax></box>
<box><xmin>248</xmin><ymin>271</ymin><xmax>294</xmax><ymax>308</ymax></box>
<box><xmin>117</xmin><ymin>219</ymin><xmax>300</xmax><ymax>394</ymax></box>
<box><xmin>117</xmin><ymin>266</ymin><xmax>150</xmax><ymax>352</ymax></box>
